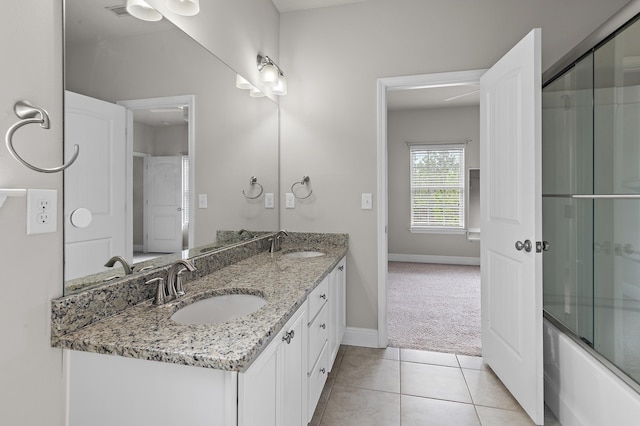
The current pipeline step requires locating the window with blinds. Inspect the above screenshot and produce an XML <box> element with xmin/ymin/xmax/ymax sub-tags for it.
<box><xmin>182</xmin><ymin>156</ymin><xmax>190</xmax><ymax>229</ymax></box>
<box><xmin>409</xmin><ymin>144</ymin><xmax>465</xmax><ymax>232</ymax></box>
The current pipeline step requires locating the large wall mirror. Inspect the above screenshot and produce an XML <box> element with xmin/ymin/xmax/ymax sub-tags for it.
<box><xmin>63</xmin><ymin>0</ymin><xmax>279</xmax><ymax>294</ymax></box>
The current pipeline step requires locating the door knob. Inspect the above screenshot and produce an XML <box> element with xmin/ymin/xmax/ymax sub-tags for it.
<box><xmin>515</xmin><ymin>239</ymin><xmax>532</xmax><ymax>252</ymax></box>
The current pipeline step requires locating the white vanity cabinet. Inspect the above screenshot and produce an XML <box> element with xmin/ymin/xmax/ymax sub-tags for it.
<box><xmin>67</xmin><ymin>256</ymin><xmax>347</xmax><ymax>426</ymax></box>
<box><xmin>238</xmin><ymin>302</ymin><xmax>307</xmax><ymax>426</ymax></box>
<box><xmin>328</xmin><ymin>257</ymin><xmax>346</xmax><ymax>369</ymax></box>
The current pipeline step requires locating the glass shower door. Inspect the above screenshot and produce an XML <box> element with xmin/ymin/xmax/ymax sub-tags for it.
<box><xmin>593</xmin><ymin>17</ymin><xmax>640</xmax><ymax>383</ymax></box>
<box><xmin>542</xmin><ymin>53</ymin><xmax>594</xmax><ymax>344</ymax></box>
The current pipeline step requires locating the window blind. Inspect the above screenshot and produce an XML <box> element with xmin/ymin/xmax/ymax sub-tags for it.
<box><xmin>410</xmin><ymin>144</ymin><xmax>465</xmax><ymax>229</ymax></box>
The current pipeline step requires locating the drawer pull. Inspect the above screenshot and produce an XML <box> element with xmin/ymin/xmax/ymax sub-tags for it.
<box><xmin>338</xmin><ymin>265</ymin><xmax>344</xmax><ymax>271</ymax></box>
<box><xmin>282</xmin><ymin>330</ymin><xmax>295</xmax><ymax>344</ymax></box>
<box><xmin>320</xmin><ymin>294</ymin><xmax>327</xmax><ymax>300</ymax></box>
<box><xmin>320</xmin><ymin>323</ymin><xmax>326</xmax><ymax>330</ymax></box>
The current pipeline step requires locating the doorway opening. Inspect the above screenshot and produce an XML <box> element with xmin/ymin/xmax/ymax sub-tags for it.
<box><xmin>118</xmin><ymin>95</ymin><xmax>195</xmax><ymax>262</ymax></box>
<box><xmin>381</xmin><ymin>73</ymin><xmax>484</xmax><ymax>356</ymax></box>
<box><xmin>376</xmin><ymin>70</ymin><xmax>486</xmax><ymax>349</ymax></box>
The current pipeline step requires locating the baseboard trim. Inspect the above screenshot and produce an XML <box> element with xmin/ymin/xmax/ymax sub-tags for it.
<box><xmin>342</xmin><ymin>327</ymin><xmax>380</xmax><ymax>348</ymax></box>
<box><xmin>388</xmin><ymin>253</ymin><xmax>480</xmax><ymax>266</ymax></box>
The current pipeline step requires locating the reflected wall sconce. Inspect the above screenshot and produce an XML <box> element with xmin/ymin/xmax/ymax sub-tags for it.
<box><xmin>126</xmin><ymin>0</ymin><xmax>200</xmax><ymax>21</ymax></box>
<box><xmin>166</xmin><ymin>0</ymin><xmax>200</xmax><ymax>16</ymax></box>
<box><xmin>126</xmin><ymin>0</ymin><xmax>163</xmax><ymax>21</ymax></box>
<box><xmin>257</xmin><ymin>54</ymin><xmax>288</xmax><ymax>96</ymax></box>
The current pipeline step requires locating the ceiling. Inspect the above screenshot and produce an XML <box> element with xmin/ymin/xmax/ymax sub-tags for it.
<box><xmin>387</xmin><ymin>85</ymin><xmax>480</xmax><ymax>111</ymax></box>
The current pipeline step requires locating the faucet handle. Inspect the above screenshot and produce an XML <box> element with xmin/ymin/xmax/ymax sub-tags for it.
<box><xmin>146</xmin><ymin>277</ymin><xmax>166</xmax><ymax>305</ymax></box>
<box><xmin>175</xmin><ymin>268</ymin><xmax>188</xmax><ymax>296</ymax></box>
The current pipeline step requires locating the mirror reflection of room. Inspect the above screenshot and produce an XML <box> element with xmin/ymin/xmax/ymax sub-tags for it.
<box><xmin>63</xmin><ymin>0</ymin><xmax>279</xmax><ymax>289</ymax></box>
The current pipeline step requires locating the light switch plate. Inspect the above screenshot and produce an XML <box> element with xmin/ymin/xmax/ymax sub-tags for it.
<box><xmin>27</xmin><ymin>189</ymin><xmax>57</xmax><ymax>235</ymax></box>
<box><xmin>198</xmin><ymin>194</ymin><xmax>208</xmax><ymax>209</ymax></box>
<box><xmin>285</xmin><ymin>192</ymin><xmax>295</xmax><ymax>209</ymax></box>
<box><xmin>362</xmin><ymin>193</ymin><xmax>372</xmax><ymax>210</ymax></box>
<box><xmin>265</xmin><ymin>193</ymin><xmax>274</xmax><ymax>209</ymax></box>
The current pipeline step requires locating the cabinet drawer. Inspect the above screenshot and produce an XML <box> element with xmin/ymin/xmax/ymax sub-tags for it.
<box><xmin>307</xmin><ymin>340</ymin><xmax>329</xmax><ymax>423</ymax></box>
<box><xmin>308</xmin><ymin>276</ymin><xmax>329</xmax><ymax>322</ymax></box>
<box><xmin>307</xmin><ymin>302</ymin><xmax>329</xmax><ymax>368</ymax></box>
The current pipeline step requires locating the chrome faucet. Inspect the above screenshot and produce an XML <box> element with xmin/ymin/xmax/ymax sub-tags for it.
<box><xmin>104</xmin><ymin>255</ymin><xmax>133</xmax><ymax>275</ymax></box>
<box><xmin>146</xmin><ymin>260</ymin><xmax>197</xmax><ymax>305</ymax></box>
<box><xmin>167</xmin><ymin>259</ymin><xmax>197</xmax><ymax>298</ymax></box>
<box><xmin>269</xmin><ymin>229</ymin><xmax>289</xmax><ymax>253</ymax></box>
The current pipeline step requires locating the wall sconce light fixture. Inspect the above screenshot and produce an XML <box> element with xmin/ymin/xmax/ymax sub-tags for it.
<box><xmin>126</xmin><ymin>0</ymin><xmax>163</xmax><ymax>21</ymax></box>
<box><xmin>257</xmin><ymin>54</ymin><xmax>288</xmax><ymax>96</ymax></box>
<box><xmin>166</xmin><ymin>0</ymin><xmax>200</xmax><ymax>17</ymax></box>
<box><xmin>235</xmin><ymin>75</ymin><xmax>253</xmax><ymax>90</ymax></box>
<box><xmin>127</xmin><ymin>0</ymin><xmax>200</xmax><ymax>21</ymax></box>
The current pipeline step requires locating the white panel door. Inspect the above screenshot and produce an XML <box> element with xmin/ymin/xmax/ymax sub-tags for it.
<box><xmin>480</xmin><ymin>29</ymin><xmax>543</xmax><ymax>424</ymax></box>
<box><xmin>144</xmin><ymin>156</ymin><xmax>183</xmax><ymax>253</ymax></box>
<box><xmin>64</xmin><ymin>91</ymin><xmax>126</xmax><ymax>281</ymax></box>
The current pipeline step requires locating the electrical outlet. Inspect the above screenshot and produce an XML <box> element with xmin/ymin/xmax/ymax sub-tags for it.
<box><xmin>285</xmin><ymin>192</ymin><xmax>295</xmax><ymax>209</ymax></box>
<box><xmin>198</xmin><ymin>194</ymin><xmax>208</xmax><ymax>209</ymax></box>
<box><xmin>265</xmin><ymin>193</ymin><xmax>274</xmax><ymax>209</ymax></box>
<box><xmin>27</xmin><ymin>189</ymin><xmax>57</xmax><ymax>235</ymax></box>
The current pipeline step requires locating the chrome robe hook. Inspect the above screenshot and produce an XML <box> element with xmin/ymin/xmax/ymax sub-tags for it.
<box><xmin>5</xmin><ymin>100</ymin><xmax>79</xmax><ymax>173</ymax></box>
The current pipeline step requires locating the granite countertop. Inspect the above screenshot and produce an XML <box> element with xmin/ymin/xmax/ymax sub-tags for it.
<box><xmin>53</xmin><ymin>245</ymin><xmax>347</xmax><ymax>372</ymax></box>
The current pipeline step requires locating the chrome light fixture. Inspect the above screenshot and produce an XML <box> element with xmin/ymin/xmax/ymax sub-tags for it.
<box><xmin>126</xmin><ymin>0</ymin><xmax>162</xmax><ymax>21</ymax></box>
<box><xmin>166</xmin><ymin>0</ymin><xmax>200</xmax><ymax>16</ymax></box>
<box><xmin>257</xmin><ymin>54</ymin><xmax>287</xmax><ymax>95</ymax></box>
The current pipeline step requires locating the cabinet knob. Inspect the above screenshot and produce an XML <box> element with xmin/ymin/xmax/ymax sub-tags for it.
<box><xmin>282</xmin><ymin>330</ymin><xmax>295</xmax><ymax>344</ymax></box>
<box><xmin>338</xmin><ymin>265</ymin><xmax>344</xmax><ymax>271</ymax></box>
<box><xmin>320</xmin><ymin>294</ymin><xmax>327</xmax><ymax>300</ymax></box>
<box><xmin>320</xmin><ymin>368</ymin><xmax>326</xmax><ymax>374</ymax></box>
<box><xmin>320</xmin><ymin>323</ymin><xmax>326</xmax><ymax>330</ymax></box>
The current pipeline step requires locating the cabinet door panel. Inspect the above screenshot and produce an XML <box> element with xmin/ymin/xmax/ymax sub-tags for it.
<box><xmin>279</xmin><ymin>309</ymin><xmax>306</xmax><ymax>426</ymax></box>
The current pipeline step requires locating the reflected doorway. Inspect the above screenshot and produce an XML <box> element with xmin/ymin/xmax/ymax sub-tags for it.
<box><xmin>118</xmin><ymin>95</ymin><xmax>195</xmax><ymax>262</ymax></box>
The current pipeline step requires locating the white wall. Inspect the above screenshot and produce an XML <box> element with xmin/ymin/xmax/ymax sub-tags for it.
<box><xmin>387</xmin><ymin>106</ymin><xmax>480</xmax><ymax>259</ymax></box>
<box><xmin>279</xmin><ymin>0</ymin><xmax>629</xmax><ymax>330</ymax></box>
<box><xmin>0</xmin><ymin>1</ymin><xmax>66</xmax><ymax>424</ymax></box>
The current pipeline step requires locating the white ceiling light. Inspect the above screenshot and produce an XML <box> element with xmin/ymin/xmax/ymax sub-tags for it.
<box><xmin>126</xmin><ymin>0</ymin><xmax>162</xmax><ymax>21</ymax></box>
<box><xmin>166</xmin><ymin>0</ymin><xmax>200</xmax><ymax>16</ymax></box>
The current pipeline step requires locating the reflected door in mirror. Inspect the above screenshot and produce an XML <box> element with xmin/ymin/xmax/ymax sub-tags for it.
<box><xmin>65</xmin><ymin>91</ymin><xmax>127</xmax><ymax>280</ymax></box>
<box><xmin>144</xmin><ymin>156</ymin><xmax>184</xmax><ymax>253</ymax></box>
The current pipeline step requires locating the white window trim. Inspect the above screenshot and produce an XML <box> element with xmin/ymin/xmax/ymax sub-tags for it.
<box><xmin>409</xmin><ymin>143</ymin><xmax>466</xmax><ymax>233</ymax></box>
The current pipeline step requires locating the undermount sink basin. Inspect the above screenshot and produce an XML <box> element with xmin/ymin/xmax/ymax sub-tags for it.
<box><xmin>171</xmin><ymin>294</ymin><xmax>267</xmax><ymax>325</ymax></box>
<box><xmin>283</xmin><ymin>251</ymin><xmax>326</xmax><ymax>259</ymax></box>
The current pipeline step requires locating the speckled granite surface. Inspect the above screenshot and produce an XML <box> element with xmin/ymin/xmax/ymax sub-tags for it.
<box><xmin>51</xmin><ymin>233</ymin><xmax>347</xmax><ymax>372</ymax></box>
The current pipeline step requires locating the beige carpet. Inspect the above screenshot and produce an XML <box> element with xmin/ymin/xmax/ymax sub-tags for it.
<box><xmin>387</xmin><ymin>262</ymin><xmax>481</xmax><ymax>356</ymax></box>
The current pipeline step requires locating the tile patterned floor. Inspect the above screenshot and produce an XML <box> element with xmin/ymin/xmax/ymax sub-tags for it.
<box><xmin>310</xmin><ymin>346</ymin><xmax>561</xmax><ymax>426</ymax></box>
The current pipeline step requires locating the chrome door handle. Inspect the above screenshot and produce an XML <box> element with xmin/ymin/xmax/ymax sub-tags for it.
<box><xmin>515</xmin><ymin>239</ymin><xmax>532</xmax><ymax>252</ymax></box>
